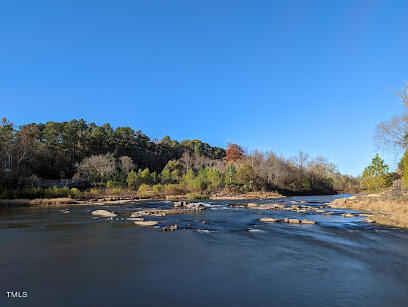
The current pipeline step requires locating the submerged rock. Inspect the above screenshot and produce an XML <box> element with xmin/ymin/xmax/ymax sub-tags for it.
<box><xmin>247</xmin><ymin>203</ymin><xmax>259</xmax><ymax>208</ymax></box>
<box><xmin>247</xmin><ymin>203</ymin><xmax>285</xmax><ymax>210</ymax></box>
<box><xmin>134</xmin><ymin>221</ymin><xmax>158</xmax><ymax>226</ymax></box>
<box><xmin>162</xmin><ymin>224</ymin><xmax>178</xmax><ymax>231</ymax></box>
<box><xmin>283</xmin><ymin>218</ymin><xmax>301</xmax><ymax>224</ymax></box>
<box><xmin>301</xmin><ymin>219</ymin><xmax>316</xmax><ymax>225</ymax></box>
<box><xmin>91</xmin><ymin>210</ymin><xmax>117</xmax><ymax>217</ymax></box>
<box><xmin>342</xmin><ymin>213</ymin><xmax>354</xmax><ymax>217</ymax></box>
<box><xmin>186</xmin><ymin>203</ymin><xmax>206</xmax><ymax>211</ymax></box>
<box><xmin>259</xmin><ymin>217</ymin><xmax>280</xmax><ymax>223</ymax></box>
<box><xmin>174</xmin><ymin>201</ymin><xmax>188</xmax><ymax>208</ymax></box>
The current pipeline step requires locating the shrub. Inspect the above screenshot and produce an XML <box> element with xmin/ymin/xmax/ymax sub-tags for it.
<box><xmin>400</xmin><ymin>151</ymin><xmax>408</xmax><ymax>188</ymax></box>
<box><xmin>69</xmin><ymin>188</ymin><xmax>81</xmax><ymax>198</ymax></box>
<box><xmin>153</xmin><ymin>184</ymin><xmax>163</xmax><ymax>194</ymax></box>
<box><xmin>127</xmin><ymin>170</ymin><xmax>139</xmax><ymax>190</ymax></box>
<box><xmin>90</xmin><ymin>188</ymin><xmax>102</xmax><ymax>196</ymax></box>
<box><xmin>109</xmin><ymin>187</ymin><xmax>123</xmax><ymax>195</ymax></box>
<box><xmin>160</xmin><ymin>160</ymin><xmax>183</xmax><ymax>184</ymax></box>
<box><xmin>237</xmin><ymin>164</ymin><xmax>256</xmax><ymax>185</ymax></box>
<box><xmin>9</xmin><ymin>188</ymin><xmax>45</xmax><ymax>199</ymax></box>
<box><xmin>164</xmin><ymin>184</ymin><xmax>186</xmax><ymax>195</ymax></box>
<box><xmin>44</xmin><ymin>187</ymin><xmax>71</xmax><ymax>198</ymax></box>
<box><xmin>138</xmin><ymin>168</ymin><xmax>153</xmax><ymax>185</ymax></box>
<box><xmin>138</xmin><ymin>184</ymin><xmax>152</xmax><ymax>194</ymax></box>
<box><xmin>185</xmin><ymin>192</ymin><xmax>209</xmax><ymax>201</ymax></box>
<box><xmin>106</xmin><ymin>180</ymin><xmax>117</xmax><ymax>189</ymax></box>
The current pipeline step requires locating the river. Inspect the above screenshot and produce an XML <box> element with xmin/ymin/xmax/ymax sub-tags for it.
<box><xmin>1</xmin><ymin>195</ymin><xmax>408</xmax><ymax>306</ymax></box>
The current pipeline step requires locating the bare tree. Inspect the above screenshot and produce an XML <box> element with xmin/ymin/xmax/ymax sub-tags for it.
<box><xmin>395</xmin><ymin>81</ymin><xmax>408</xmax><ymax>108</ymax></box>
<box><xmin>76</xmin><ymin>153</ymin><xmax>117</xmax><ymax>183</ymax></box>
<box><xmin>307</xmin><ymin>156</ymin><xmax>336</xmax><ymax>176</ymax></box>
<box><xmin>119</xmin><ymin>156</ymin><xmax>135</xmax><ymax>173</ymax></box>
<box><xmin>179</xmin><ymin>152</ymin><xmax>194</xmax><ymax>171</ymax></box>
<box><xmin>292</xmin><ymin>151</ymin><xmax>309</xmax><ymax>170</ymax></box>
<box><xmin>375</xmin><ymin>113</ymin><xmax>408</xmax><ymax>151</ymax></box>
<box><xmin>375</xmin><ymin>82</ymin><xmax>408</xmax><ymax>151</ymax></box>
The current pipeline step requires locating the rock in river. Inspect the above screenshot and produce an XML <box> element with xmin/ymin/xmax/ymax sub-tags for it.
<box><xmin>174</xmin><ymin>201</ymin><xmax>188</xmax><ymax>208</ymax></box>
<box><xmin>186</xmin><ymin>203</ymin><xmax>206</xmax><ymax>211</ymax></box>
<box><xmin>247</xmin><ymin>203</ymin><xmax>259</xmax><ymax>208</ymax></box>
<box><xmin>91</xmin><ymin>210</ymin><xmax>117</xmax><ymax>217</ymax></box>
<box><xmin>130</xmin><ymin>210</ymin><xmax>166</xmax><ymax>217</ymax></box>
<box><xmin>162</xmin><ymin>225</ymin><xmax>178</xmax><ymax>231</ymax></box>
<box><xmin>283</xmin><ymin>218</ymin><xmax>301</xmax><ymax>224</ymax></box>
<box><xmin>134</xmin><ymin>221</ymin><xmax>159</xmax><ymax>226</ymax></box>
<box><xmin>301</xmin><ymin>219</ymin><xmax>316</xmax><ymax>225</ymax></box>
<box><xmin>259</xmin><ymin>217</ymin><xmax>280</xmax><ymax>223</ymax></box>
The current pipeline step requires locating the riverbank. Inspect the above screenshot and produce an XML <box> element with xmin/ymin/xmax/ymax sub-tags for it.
<box><xmin>209</xmin><ymin>190</ymin><xmax>282</xmax><ymax>200</ymax></box>
<box><xmin>0</xmin><ymin>197</ymin><xmax>144</xmax><ymax>208</ymax></box>
<box><xmin>329</xmin><ymin>180</ymin><xmax>408</xmax><ymax>228</ymax></box>
<box><xmin>0</xmin><ymin>190</ymin><xmax>284</xmax><ymax>208</ymax></box>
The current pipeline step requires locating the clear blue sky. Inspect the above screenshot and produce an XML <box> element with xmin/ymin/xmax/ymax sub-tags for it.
<box><xmin>1</xmin><ymin>0</ymin><xmax>408</xmax><ymax>176</ymax></box>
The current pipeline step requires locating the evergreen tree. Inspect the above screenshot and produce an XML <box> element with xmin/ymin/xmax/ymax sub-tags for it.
<box><xmin>361</xmin><ymin>154</ymin><xmax>392</xmax><ymax>191</ymax></box>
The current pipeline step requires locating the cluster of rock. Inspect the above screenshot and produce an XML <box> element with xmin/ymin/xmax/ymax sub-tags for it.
<box><xmin>173</xmin><ymin>201</ymin><xmax>206</xmax><ymax>211</ymax></box>
<box><xmin>130</xmin><ymin>210</ymin><xmax>166</xmax><ymax>218</ymax></box>
<box><xmin>241</xmin><ymin>202</ymin><xmax>327</xmax><ymax>215</ymax></box>
<box><xmin>91</xmin><ymin>209</ymin><xmax>188</xmax><ymax>230</ymax></box>
<box><xmin>162</xmin><ymin>225</ymin><xmax>178</xmax><ymax>231</ymax></box>
<box><xmin>259</xmin><ymin>217</ymin><xmax>316</xmax><ymax>225</ymax></box>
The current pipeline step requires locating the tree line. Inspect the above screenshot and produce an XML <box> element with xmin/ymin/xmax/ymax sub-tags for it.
<box><xmin>0</xmin><ymin>118</ymin><xmax>358</xmax><ymax>197</ymax></box>
<box><xmin>0</xmin><ymin>119</ymin><xmax>224</xmax><ymax>188</ymax></box>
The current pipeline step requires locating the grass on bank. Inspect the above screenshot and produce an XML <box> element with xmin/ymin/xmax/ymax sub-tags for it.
<box><xmin>0</xmin><ymin>187</ymin><xmax>81</xmax><ymax>200</ymax></box>
<box><xmin>332</xmin><ymin>197</ymin><xmax>408</xmax><ymax>228</ymax></box>
<box><xmin>0</xmin><ymin>182</ymin><xmax>280</xmax><ymax>205</ymax></box>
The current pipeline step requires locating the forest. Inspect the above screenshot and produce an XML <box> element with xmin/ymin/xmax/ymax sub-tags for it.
<box><xmin>0</xmin><ymin>118</ymin><xmax>359</xmax><ymax>199</ymax></box>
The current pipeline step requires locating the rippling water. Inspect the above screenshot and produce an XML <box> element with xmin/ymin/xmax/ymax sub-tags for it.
<box><xmin>1</xmin><ymin>195</ymin><xmax>408</xmax><ymax>306</ymax></box>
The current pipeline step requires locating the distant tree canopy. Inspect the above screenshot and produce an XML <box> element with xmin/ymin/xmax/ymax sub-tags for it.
<box><xmin>0</xmin><ymin>118</ymin><xmax>225</xmax><ymax>183</ymax></box>
<box><xmin>0</xmin><ymin>118</ymin><xmax>359</xmax><ymax>195</ymax></box>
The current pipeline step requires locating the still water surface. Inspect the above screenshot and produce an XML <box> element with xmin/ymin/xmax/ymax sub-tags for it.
<box><xmin>1</xmin><ymin>195</ymin><xmax>408</xmax><ymax>306</ymax></box>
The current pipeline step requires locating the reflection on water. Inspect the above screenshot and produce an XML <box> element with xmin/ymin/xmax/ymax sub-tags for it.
<box><xmin>1</xmin><ymin>195</ymin><xmax>408</xmax><ymax>306</ymax></box>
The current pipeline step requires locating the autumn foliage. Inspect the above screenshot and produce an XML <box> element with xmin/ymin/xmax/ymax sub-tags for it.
<box><xmin>225</xmin><ymin>143</ymin><xmax>245</xmax><ymax>162</ymax></box>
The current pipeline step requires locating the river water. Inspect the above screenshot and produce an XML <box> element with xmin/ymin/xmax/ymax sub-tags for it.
<box><xmin>1</xmin><ymin>195</ymin><xmax>408</xmax><ymax>306</ymax></box>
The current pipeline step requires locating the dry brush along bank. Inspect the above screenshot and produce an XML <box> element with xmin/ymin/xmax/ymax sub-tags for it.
<box><xmin>329</xmin><ymin>180</ymin><xmax>408</xmax><ymax>228</ymax></box>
